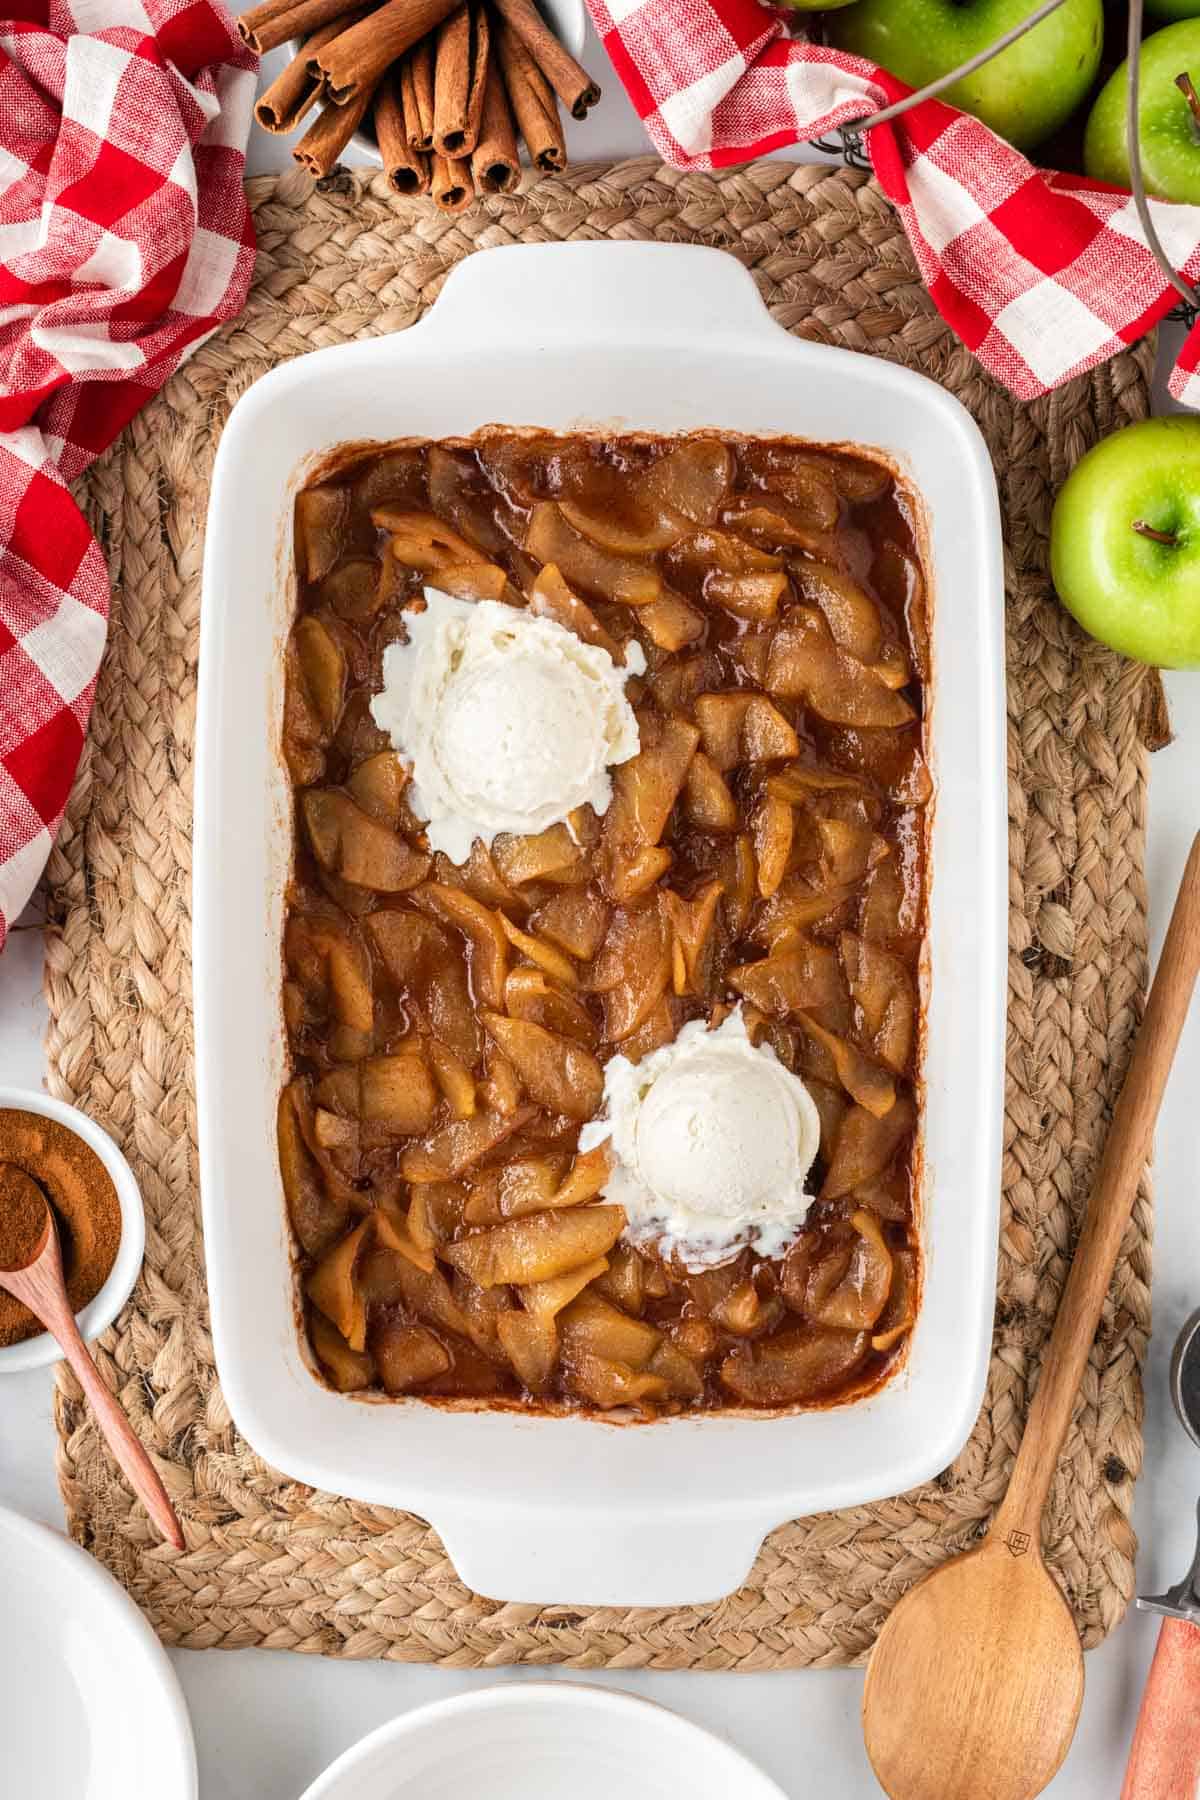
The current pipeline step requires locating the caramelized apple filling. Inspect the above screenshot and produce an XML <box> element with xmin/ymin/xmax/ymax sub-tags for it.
<box><xmin>282</xmin><ymin>431</ymin><xmax>930</xmax><ymax>1416</ymax></box>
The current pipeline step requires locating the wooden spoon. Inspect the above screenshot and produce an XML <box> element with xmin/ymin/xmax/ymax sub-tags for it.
<box><xmin>863</xmin><ymin>831</ymin><xmax>1200</xmax><ymax>1800</ymax></box>
<box><xmin>0</xmin><ymin>1168</ymin><xmax>185</xmax><ymax>1551</ymax></box>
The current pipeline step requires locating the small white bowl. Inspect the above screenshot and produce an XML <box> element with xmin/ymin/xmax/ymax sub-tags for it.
<box><xmin>294</xmin><ymin>0</ymin><xmax>588</xmax><ymax>167</ymax></box>
<box><xmin>298</xmin><ymin>1682</ymin><xmax>788</xmax><ymax>1800</ymax></box>
<box><xmin>0</xmin><ymin>1087</ymin><xmax>146</xmax><ymax>1375</ymax></box>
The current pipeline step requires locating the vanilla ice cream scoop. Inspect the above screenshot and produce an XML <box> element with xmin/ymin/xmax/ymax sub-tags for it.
<box><xmin>580</xmin><ymin>1007</ymin><xmax>821</xmax><ymax>1270</ymax></box>
<box><xmin>370</xmin><ymin>589</ymin><xmax>644</xmax><ymax>864</ymax></box>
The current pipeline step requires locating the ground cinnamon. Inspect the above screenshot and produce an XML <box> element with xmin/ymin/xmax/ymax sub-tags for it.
<box><xmin>0</xmin><ymin>1110</ymin><xmax>121</xmax><ymax>1348</ymax></box>
<box><xmin>0</xmin><ymin>1166</ymin><xmax>48</xmax><ymax>1271</ymax></box>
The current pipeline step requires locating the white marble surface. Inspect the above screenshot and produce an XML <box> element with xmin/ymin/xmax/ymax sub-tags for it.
<box><xmin>3</xmin><ymin>37</ymin><xmax>1200</xmax><ymax>1792</ymax></box>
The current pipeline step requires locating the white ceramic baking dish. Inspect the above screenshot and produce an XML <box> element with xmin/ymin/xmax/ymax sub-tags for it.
<box><xmin>195</xmin><ymin>240</ymin><xmax>1007</xmax><ymax>1607</ymax></box>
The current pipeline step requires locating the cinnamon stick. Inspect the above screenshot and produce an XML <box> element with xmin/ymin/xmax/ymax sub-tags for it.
<box><xmin>400</xmin><ymin>40</ymin><xmax>435</xmax><ymax>149</ymax></box>
<box><xmin>313</xmin><ymin>0</ymin><xmax>463</xmax><ymax>106</ymax></box>
<box><xmin>293</xmin><ymin>77</ymin><xmax>380</xmax><ymax>175</ymax></box>
<box><xmin>464</xmin><ymin>2</ymin><xmax>490</xmax><ymax>153</ymax></box>
<box><xmin>431</xmin><ymin>150</ymin><xmax>473</xmax><ymax>213</ymax></box>
<box><xmin>432</xmin><ymin>7</ymin><xmax>472</xmax><ymax>155</ymax></box>
<box><xmin>470</xmin><ymin>58</ymin><xmax>519</xmax><ymax>194</ymax></box>
<box><xmin>254</xmin><ymin>9</ymin><xmax>366</xmax><ymax>131</ymax></box>
<box><xmin>374</xmin><ymin>69</ymin><xmax>431</xmax><ymax>193</ymax></box>
<box><xmin>432</xmin><ymin>1</ymin><xmax>489</xmax><ymax>156</ymax></box>
<box><xmin>239</xmin><ymin>0</ymin><xmax>358</xmax><ymax>57</ymax></box>
<box><xmin>495</xmin><ymin>16</ymin><xmax>564</xmax><ymax>172</ymax></box>
<box><xmin>489</xmin><ymin>0</ymin><xmax>599</xmax><ymax>119</ymax></box>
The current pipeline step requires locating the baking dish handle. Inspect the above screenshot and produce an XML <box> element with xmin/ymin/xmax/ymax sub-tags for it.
<box><xmin>433</xmin><ymin>1506</ymin><xmax>770</xmax><ymax>1607</ymax></box>
<box><xmin>418</xmin><ymin>241</ymin><xmax>780</xmax><ymax>348</ymax></box>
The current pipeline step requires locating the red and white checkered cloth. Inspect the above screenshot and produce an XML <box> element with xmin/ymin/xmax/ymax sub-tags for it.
<box><xmin>587</xmin><ymin>0</ymin><xmax>1200</xmax><ymax>405</ymax></box>
<box><xmin>0</xmin><ymin>0</ymin><xmax>255</xmax><ymax>952</ymax></box>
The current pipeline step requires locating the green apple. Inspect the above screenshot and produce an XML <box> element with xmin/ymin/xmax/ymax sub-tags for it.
<box><xmin>1083</xmin><ymin>21</ymin><xmax>1200</xmax><ymax>204</ymax></box>
<box><xmin>1050</xmin><ymin>417</ymin><xmax>1200</xmax><ymax>668</ymax></box>
<box><xmin>829</xmin><ymin>0</ymin><xmax>1103</xmax><ymax>150</ymax></box>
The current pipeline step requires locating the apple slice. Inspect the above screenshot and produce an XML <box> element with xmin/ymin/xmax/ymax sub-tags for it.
<box><xmin>684</xmin><ymin>751</ymin><xmax>738</xmax><ymax>832</ymax></box>
<box><xmin>751</xmin><ymin>791</ymin><xmax>794</xmax><ymax>899</ymax></box>
<box><xmin>497</xmin><ymin>1310</ymin><xmax>560</xmax><ymax>1389</ymax></box>
<box><xmin>531</xmin><ymin>888</ymin><xmax>611</xmax><ymax>961</ymax></box>
<box><xmin>720</xmin><ymin>1327</ymin><xmax>869</xmax><ymax>1405</ymax></box>
<box><xmin>766</xmin><ymin>607</ymin><xmax>916</xmax><ymax>728</ymax></box>
<box><xmin>305</xmin><ymin>1215</ymin><xmax>372</xmax><ymax>1351</ymax></box>
<box><xmin>481</xmin><ymin>1011</ymin><xmax>604</xmax><ymax>1121</ymax></box>
<box><xmin>639</xmin><ymin>592</ymin><xmax>706</xmax><ymax>651</ymax></box>
<box><xmin>427</xmin><ymin>444</ymin><xmax>519</xmax><ymax>558</ymax></box>
<box><xmin>415</xmin><ymin>884</ymin><xmax>509</xmax><ymax>1008</ymax></box>
<box><xmin>841</xmin><ymin>931</ymin><xmax>915</xmax><ymax>1074</ymax></box>
<box><xmin>310</xmin><ymin>1311</ymin><xmax>375</xmax><ymax>1392</ymax></box>
<box><xmin>401</xmin><ymin>1104</ymin><xmax>536</xmax><ymax>1182</ymax></box>
<box><xmin>565</xmin><ymin>1352</ymin><xmax>668</xmax><ymax>1411</ymax></box>
<box><xmin>729</xmin><ymin>940</ymin><xmax>849</xmax><ymax>1023</ymax></box>
<box><xmin>528</xmin><ymin>563</ymin><xmax>624</xmax><ymax>662</ymax></box>
<box><xmin>559</xmin><ymin>1289</ymin><xmax>661</xmax><ymax>1368</ymax></box>
<box><xmin>370</xmin><ymin>1321</ymin><xmax>452</xmax><ymax>1395</ymax></box>
<box><xmin>443</xmin><ymin>1205</ymin><xmax>626</xmax><ymax>1288</ymax></box>
<box><xmin>295</xmin><ymin>483</ymin><xmax>352</xmax><ymax>583</ymax></box>
<box><xmin>303</xmin><ymin>791</ymin><xmax>431</xmax><ymax>892</ymax></box>
<box><xmin>796</xmin><ymin>1009</ymin><xmax>895</xmax><ymax>1117</ymax></box>
<box><xmin>822</xmin><ymin>1095</ymin><xmax>916</xmax><ymax>1199</ymax></box>
<box><xmin>504</xmin><ymin>967</ymin><xmax>597</xmax><ymax>1046</ymax></box>
<box><xmin>520</xmin><ymin>1255</ymin><xmax>610</xmax><ymax>1324</ymax></box>
<box><xmin>279</xmin><ymin>1083</ymin><xmax>353</xmax><ymax>1257</ymax></box>
<box><xmin>526</xmin><ymin>502</ymin><xmax>661</xmax><ymax>605</ymax></box>
<box><xmin>497</xmin><ymin>913</ymin><xmax>579</xmax><ymax>987</ymax></box>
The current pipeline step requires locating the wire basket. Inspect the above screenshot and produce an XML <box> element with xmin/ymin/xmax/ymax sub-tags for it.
<box><xmin>804</xmin><ymin>0</ymin><xmax>1199</xmax><ymax>328</ymax></box>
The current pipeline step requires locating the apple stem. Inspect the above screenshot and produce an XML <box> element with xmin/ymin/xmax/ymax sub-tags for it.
<box><xmin>1132</xmin><ymin>519</ymin><xmax>1179</xmax><ymax>547</ymax></box>
<box><xmin>1176</xmin><ymin>72</ymin><xmax>1200</xmax><ymax>137</ymax></box>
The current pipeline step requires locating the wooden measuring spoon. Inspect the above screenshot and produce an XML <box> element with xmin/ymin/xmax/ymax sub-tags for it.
<box><xmin>862</xmin><ymin>831</ymin><xmax>1200</xmax><ymax>1800</ymax></box>
<box><xmin>0</xmin><ymin>1166</ymin><xmax>185</xmax><ymax>1551</ymax></box>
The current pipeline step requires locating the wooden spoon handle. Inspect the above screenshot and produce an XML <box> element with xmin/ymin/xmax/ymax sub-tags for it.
<box><xmin>11</xmin><ymin>1245</ymin><xmax>186</xmax><ymax>1552</ymax></box>
<box><xmin>1122</xmin><ymin>1618</ymin><xmax>1200</xmax><ymax>1800</ymax></box>
<box><xmin>51</xmin><ymin>1300</ymin><xmax>186</xmax><ymax>1551</ymax></box>
<box><xmin>996</xmin><ymin>833</ymin><xmax>1200</xmax><ymax>1542</ymax></box>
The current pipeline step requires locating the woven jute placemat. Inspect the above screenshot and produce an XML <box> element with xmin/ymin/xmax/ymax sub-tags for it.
<box><xmin>46</xmin><ymin>160</ymin><xmax>1160</xmax><ymax>1667</ymax></box>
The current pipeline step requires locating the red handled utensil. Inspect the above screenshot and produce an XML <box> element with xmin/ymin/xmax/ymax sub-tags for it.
<box><xmin>1122</xmin><ymin>1310</ymin><xmax>1200</xmax><ymax>1799</ymax></box>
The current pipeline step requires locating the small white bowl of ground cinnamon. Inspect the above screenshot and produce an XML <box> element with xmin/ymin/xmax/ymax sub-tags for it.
<box><xmin>0</xmin><ymin>1089</ymin><xmax>146</xmax><ymax>1375</ymax></box>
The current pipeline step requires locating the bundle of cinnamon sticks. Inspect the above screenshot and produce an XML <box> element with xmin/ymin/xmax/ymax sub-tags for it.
<box><xmin>245</xmin><ymin>0</ymin><xmax>600</xmax><ymax>209</ymax></box>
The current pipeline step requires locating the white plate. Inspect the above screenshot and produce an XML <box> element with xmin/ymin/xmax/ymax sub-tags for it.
<box><xmin>196</xmin><ymin>239</ymin><xmax>1007</xmax><ymax>1607</ymax></box>
<box><xmin>0</xmin><ymin>1505</ymin><xmax>196</xmax><ymax>1798</ymax></box>
<box><xmin>299</xmin><ymin>1683</ymin><xmax>788</xmax><ymax>1800</ymax></box>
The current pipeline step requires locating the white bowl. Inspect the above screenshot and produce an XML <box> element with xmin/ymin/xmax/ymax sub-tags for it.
<box><xmin>294</xmin><ymin>0</ymin><xmax>588</xmax><ymax>167</ymax></box>
<box><xmin>196</xmin><ymin>240</ymin><xmax>1007</xmax><ymax>1606</ymax></box>
<box><xmin>298</xmin><ymin>1682</ymin><xmax>787</xmax><ymax>1800</ymax></box>
<box><xmin>0</xmin><ymin>1087</ymin><xmax>146</xmax><ymax>1374</ymax></box>
<box><xmin>0</xmin><ymin>1503</ymin><xmax>196</xmax><ymax>1798</ymax></box>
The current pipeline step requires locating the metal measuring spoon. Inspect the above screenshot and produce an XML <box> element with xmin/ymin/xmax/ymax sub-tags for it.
<box><xmin>1121</xmin><ymin>1308</ymin><xmax>1200</xmax><ymax>1797</ymax></box>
